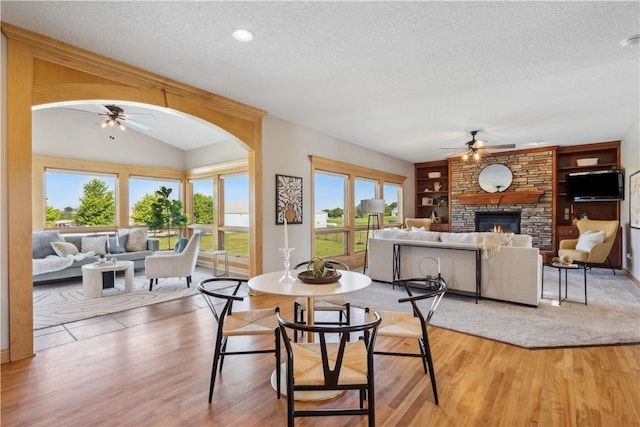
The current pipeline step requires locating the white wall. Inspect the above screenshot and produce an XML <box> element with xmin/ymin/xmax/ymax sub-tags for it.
<box><xmin>261</xmin><ymin>115</ymin><xmax>415</xmax><ymax>272</ymax></box>
<box><xmin>184</xmin><ymin>140</ymin><xmax>247</xmax><ymax>169</ymax></box>
<box><xmin>621</xmin><ymin>120</ymin><xmax>640</xmax><ymax>281</ymax></box>
<box><xmin>1</xmin><ymin>33</ymin><xmax>9</xmax><ymax>351</ymax></box>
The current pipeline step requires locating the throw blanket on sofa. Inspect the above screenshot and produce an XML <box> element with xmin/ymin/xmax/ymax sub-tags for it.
<box><xmin>33</xmin><ymin>252</ymin><xmax>95</xmax><ymax>276</ymax></box>
<box><xmin>482</xmin><ymin>232</ymin><xmax>515</xmax><ymax>259</ymax></box>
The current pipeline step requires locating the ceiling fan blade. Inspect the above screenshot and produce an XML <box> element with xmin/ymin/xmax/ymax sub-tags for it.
<box><xmin>472</xmin><ymin>140</ymin><xmax>488</xmax><ymax>148</ymax></box>
<box><xmin>483</xmin><ymin>144</ymin><xmax>516</xmax><ymax>149</ymax></box>
<box><xmin>59</xmin><ymin>107</ymin><xmax>98</xmax><ymax>115</ymax></box>
<box><xmin>445</xmin><ymin>150</ymin><xmax>468</xmax><ymax>157</ymax></box>
<box><xmin>91</xmin><ymin>104</ymin><xmax>115</xmax><ymax>115</ymax></box>
<box><xmin>122</xmin><ymin>118</ymin><xmax>152</xmax><ymax>131</ymax></box>
<box><xmin>122</xmin><ymin>112</ymin><xmax>156</xmax><ymax>118</ymax></box>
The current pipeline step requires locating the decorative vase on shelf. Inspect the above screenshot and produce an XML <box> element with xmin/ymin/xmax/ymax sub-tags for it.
<box><xmin>434</xmin><ymin>181</ymin><xmax>442</xmax><ymax>191</ymax></box>
<box><xmin>430</xmin><ymin>211</ymin><xmax>436</xmax><ymax>222</ymax></box>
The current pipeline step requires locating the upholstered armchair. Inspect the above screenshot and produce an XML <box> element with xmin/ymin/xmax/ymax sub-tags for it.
<box><xmin>145</xmin><ymin>231</ymin><xmax>202</xmax><ymax>290</ymax></box>
<box><xmin>558</xmin><ymin>219</ymin><xmax>619</xmax><ymax>274</ymax></box>
<box><xmin>405</xmin><ymin>217</ymin><xmax>432</xmax><ymax>230</ymax></box>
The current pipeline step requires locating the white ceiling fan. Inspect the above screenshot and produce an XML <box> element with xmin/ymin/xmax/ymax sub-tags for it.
<box><xmin>62</xmin><ymin>104</ymin><xmax>154</xmax><ymax>131</ymax></box>
<box><xmin>443</xmin><ymin>130</ymin><xmax>516</xmax><ymax>161</ymax></box>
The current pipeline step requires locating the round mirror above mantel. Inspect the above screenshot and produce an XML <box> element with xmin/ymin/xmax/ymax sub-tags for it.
<box><xmin>478</xmin><ymin>164</ymin><xmax>513</xmax><ymax>193</ymax></box>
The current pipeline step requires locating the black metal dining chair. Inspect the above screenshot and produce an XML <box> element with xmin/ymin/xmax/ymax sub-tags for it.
<box><xmin>198</xmin><ymin>278</ymin><xmax>281</xmax><ymax>403</ymax></box>
<box><xmin>374</xmin><ymin>276</ymin><xmax>447</xmax><ymax>405</ymax></box>
<box><xmin>277</xmin><ymin>308</ymin><xmax>381</xmax><ymax>427</ymax></box>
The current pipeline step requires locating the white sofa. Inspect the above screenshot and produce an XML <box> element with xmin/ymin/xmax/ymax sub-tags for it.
<box><xmin>368</xmin><ymin>229</ymin><xmax>542</xmax><ymax>306</ymax></box>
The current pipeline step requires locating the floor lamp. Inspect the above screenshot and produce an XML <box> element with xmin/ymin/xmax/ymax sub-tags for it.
<box><xmin>361</xmin><ymin>199</ymin><xmax>385</xmax><ymax>274</ymax></box>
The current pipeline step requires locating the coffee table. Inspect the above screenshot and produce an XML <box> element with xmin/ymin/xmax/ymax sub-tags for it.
<box><xmin>81</xmin><ymin>260</ymin><xmax>134</xmax><ymax>298</ymax></box>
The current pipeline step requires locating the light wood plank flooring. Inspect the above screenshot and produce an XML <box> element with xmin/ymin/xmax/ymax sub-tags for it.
<box><xmin>2</xmin><ymin>291</ymin><xmax>639</xmax><ymax>426</ymax></box>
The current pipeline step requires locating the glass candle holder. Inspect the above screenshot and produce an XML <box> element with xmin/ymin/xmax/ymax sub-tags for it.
<box><xmin>279</xmin><ymin>247</ymin><xmax>296</xmax><ymax>283</ymax></box>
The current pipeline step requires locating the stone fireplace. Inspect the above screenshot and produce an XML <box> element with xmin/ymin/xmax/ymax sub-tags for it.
<box><xmin>449</xmin><ymin>148</ymin><xmax>554</xmax><ymax>250</ymax></box>
<box><xmin>475</xmin><ymin>211</ymin><xmax>521</xmax><ymax>234</ymax></box>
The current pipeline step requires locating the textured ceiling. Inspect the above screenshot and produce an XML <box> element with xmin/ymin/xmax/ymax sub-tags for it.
<box><xmin>2</xmin><ymin>1</ymin><xmax>639</xmax><ymax>162</ymax></box>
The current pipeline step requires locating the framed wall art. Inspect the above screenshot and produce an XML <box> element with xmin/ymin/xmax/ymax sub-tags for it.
<box><xmin>630</xmin><ymin>170</ymin><xmax>640</xmax><ymax>229</ymax></box>
<box><xmin>276</xmin><ymin>174</ymin><xmax>303</xmax><ymax>225</ymax></box>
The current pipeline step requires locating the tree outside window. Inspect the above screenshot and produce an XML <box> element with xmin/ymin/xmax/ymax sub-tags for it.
<box><xmin>45</xmin><ymin>170</ymin><xmax>116</xmax><ymax>228</ymax></box>
<box><xmin>147</xmin><ymin>186</ymin><xmax>188</xmax><ymax>248</ymax></box>
<box><xmin>74</xmin><ymin>178</ymin><xmax>116</xmax><ymax>226</ymax></box>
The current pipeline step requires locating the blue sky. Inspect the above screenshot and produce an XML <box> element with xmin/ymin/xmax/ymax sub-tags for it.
<box><xmin>315</xmin><ymin>174</ymin><xmax>398</xmax><ymax>211</ymax></box>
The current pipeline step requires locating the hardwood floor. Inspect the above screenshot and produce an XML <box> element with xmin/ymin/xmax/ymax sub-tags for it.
<box><xmin>2</xmin><ymin>291</ymin><xmax>639</xmax><ymax>426</ymax></box>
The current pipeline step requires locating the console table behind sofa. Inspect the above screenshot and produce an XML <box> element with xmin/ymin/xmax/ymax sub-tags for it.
<box><xmin>393</xmin><ymin>243</ymin><xmax>482</xmax><ymax>303</ymax></box>
<box><xmin>368</xmin><ymin>230</ymin><xmax>541</xmax><ymax>307</ymax></box>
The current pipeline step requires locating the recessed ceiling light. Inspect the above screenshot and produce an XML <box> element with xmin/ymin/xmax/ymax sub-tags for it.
<box><xmin>233</xmin><ymin>29</ymin><xmax>254</xmax><ymax>42</ymax></box>
<box><xmin>621</xmin><ymin>34</ymin><xmax>640</xmax><ymax>47</ymax></box>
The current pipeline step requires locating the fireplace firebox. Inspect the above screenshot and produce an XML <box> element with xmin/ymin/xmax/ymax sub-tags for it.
<box><xmin>475</xmin><ymin>211</ymin><xmax>521</xmax><ymax>234</ymax></box>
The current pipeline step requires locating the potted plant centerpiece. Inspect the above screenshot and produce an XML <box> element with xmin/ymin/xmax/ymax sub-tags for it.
<box><xmin>298</xmin><ymin>258</ymin><xmax>342</xmax><ymax>284</ymax></box>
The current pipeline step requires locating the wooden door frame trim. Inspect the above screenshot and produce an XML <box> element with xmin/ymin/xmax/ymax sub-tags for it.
<box><xmin>2</xmin><ymin>23</ymin><xmax>264</xmax><ymax>361</ymax></box>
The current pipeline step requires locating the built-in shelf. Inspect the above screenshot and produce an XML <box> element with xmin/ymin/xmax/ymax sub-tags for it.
<box><xmin>455</xmin><ymin>190</ymin><xmax>544</xmax><ymax>205</ymax></box>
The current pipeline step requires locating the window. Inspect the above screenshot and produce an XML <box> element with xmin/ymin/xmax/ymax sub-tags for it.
<box><xmin>311</xmin><ymin>156</ymin><xmax>406</xmax><ymax>264</ymax></box>
<box><xmin>383</xmin><ymin>182</ymin><xmax>402</xmax><ymax>226</ymax></box>
<box><xmin>315</xmin><ymin>172</ymin><xmax>347</xmax><ymax>257</ymax></box>
<box><xmin>191</xmin><ymin>178</ymin><xmax>215</xmax><ymax>251</ymax></box>
<box><xmin>221</xmin><ymin>173</ymin><xmax>249</xmax><ymax>256</ymax></box>
<box><xmin>354</xmin><ymin>178</ymin><xmax>378</xmax><ymax>253</ymax></box>
<box><xmin>44</xmin><ymin>169</ymin><xmax>116</xmax><ymax>228</ymax></box>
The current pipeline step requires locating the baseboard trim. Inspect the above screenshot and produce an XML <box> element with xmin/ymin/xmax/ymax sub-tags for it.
<box><xmin>622</xmin><ymin>268</ymin><xmax>640</xmax><ymax>287</ymax></box>
<box><xmin>1</xmin><ymin>348</ymin><xmax>10</xmax><ymax>364</ymax></box>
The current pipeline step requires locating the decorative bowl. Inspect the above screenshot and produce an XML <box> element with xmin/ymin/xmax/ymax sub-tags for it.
<box><xmin>559</xmin><ymin>254</ymin><xmax>573</xmax><ymax>264</ymax></box>
<box><xmin>297</xmin><ymin>271</ymin><xmax>342</xmax><ymax>284</ymax></box>
<box><xmin>427</xmin><ymin>172</ymin><xmax>441</xmax><ymax>178</ymax></box>
<box><xmin>576</xmin><ymin>158</ymin><xmax>598</xmax><ymax>167</ymax></box>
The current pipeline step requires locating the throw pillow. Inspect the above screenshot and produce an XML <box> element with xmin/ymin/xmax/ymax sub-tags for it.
<box><xmin>50</xmin><ymin>241</ymin><xmax>79</xmax><ymax>257</ymax></box>
<box><xmin>108</xmin><ymin>232</ymin><xmax>128</xmax><ymax>254</ymax></box>
<box><xmin>575</xmin><ymin>230</ymin><xmax>605</xmax><ymax>252</ymax></box>
<box><xmin>405</xmin><ymin>218</ymin><xmax>432</xmax><ymax>230</ymax></box>
<box><xmin>125</xmin><ymin>227</ymin><xmax>148</xmax><ymax>252</ymax></box>
<box><xmin>33</xmin><ymin>231</ymin><xmax>64</xmax><ymax>259</ymax></box>
<box><xmin>81</xmin><ymin>236</ymin><xmax>108</xmax><ymax>254</ymax></box>
<box><xmin>174</xmin><ymin>237</ymin><xmax>190</xmax><ymax>254</ymax></box>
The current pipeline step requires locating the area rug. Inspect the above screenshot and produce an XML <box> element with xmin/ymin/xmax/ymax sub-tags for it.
<box><xmin>33</xmin><ymin>267</ymin><xmax>214</xmax><ymax>329</ymax></box>
<box><xmin>348</xmin><ymin>267</ymin><xmax>640</xmax><ymax>349</ymax></box>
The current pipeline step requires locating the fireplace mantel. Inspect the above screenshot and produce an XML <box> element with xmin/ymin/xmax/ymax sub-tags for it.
<box><xmin>455</xmin><ymin>190</ymin><xmax>544</xmax><ymax>205</ymax></box>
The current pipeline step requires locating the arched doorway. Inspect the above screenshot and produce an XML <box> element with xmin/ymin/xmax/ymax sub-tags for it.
<box><xmin>3</xmin><ymin>23</ymin><xmax>264</xmax><ymax>361</ymax></box>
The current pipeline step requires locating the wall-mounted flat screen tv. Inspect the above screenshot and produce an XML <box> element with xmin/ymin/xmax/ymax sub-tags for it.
<box><xmin>566</xmin><ymin>169</ymin><xmax>624</xmax><ymax>201</ymax></box>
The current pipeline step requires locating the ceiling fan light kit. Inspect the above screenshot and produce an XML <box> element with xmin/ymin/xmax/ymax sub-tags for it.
<box><xmin>101</xmin><ymin>105</ymin><xmax>127</xmax><ymax>132</ymax></box>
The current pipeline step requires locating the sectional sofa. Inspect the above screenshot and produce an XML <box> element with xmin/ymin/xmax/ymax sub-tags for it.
<box><xmin>367</xmin><ymin>229</ymin><xmax>542</xmax><ymax>306</ymax></box>
<box><xmin>32</xmin><ymin>230</ymin><xmax>159</xmax><ymax>284</ymax></box>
